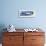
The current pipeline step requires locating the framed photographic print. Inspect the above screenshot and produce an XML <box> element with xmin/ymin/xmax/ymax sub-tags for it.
<box><xmin>18</xmin><ymin>10</ymin><xmax>35</xmax><ymax>17</ymax></box>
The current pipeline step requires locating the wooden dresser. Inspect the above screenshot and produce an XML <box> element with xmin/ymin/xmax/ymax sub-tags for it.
<box><xmin>2</xmin><ymin>30</ymin><xmax>45</xmax><ymax>46</ymax></box>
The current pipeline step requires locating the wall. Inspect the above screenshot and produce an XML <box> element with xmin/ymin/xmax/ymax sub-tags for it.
<box><xmin>0</xmin><ymin>0</ymin><xmax>46</xmax><ymax>30</ymax></box>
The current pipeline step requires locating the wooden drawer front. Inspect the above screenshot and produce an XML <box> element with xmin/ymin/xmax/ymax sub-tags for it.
<box><xmin>24</xmin><ymin>36</ymin><xmax>32</xmax><ymax>46</ymax></box>
<box><xmin>3</xmin><ymin>36</ymin><xmax>23</xmax><ymax>45</ymax></box>
<box><xmin>3</xmin><ymin>32</ymin><xmax>23</xmax><ymax>36</ymax></box>
<box><xmin>24</xmin><ymin>32</ymin><xmax>44</xmax><ymax>36</ymax></box>
<box><xmin>3</xmin><ymin>44</ymin><xmax>15</xmax><ymax>46</ymax></box>
<box><xmin>3</xmin><ymin>43</ymin><xmax>23</xmax><ymax>46</ymax></box>
<box><xmin>32</xmin><ymin>44</ymin><xmax>44</xmax><ymax>46</ymax></box>
<box><xmin>32</xmin><ymin>36</ymin><xmax>45</xmax><ymax>44</ymax></box>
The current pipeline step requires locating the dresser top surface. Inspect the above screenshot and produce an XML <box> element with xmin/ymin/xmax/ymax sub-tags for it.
<box><xmin>3</xmin><ymin>29</ymin><xmax>45</xmax><ymax>32</ymax></box>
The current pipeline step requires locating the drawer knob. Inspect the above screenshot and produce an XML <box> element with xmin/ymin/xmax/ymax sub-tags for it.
<box><xmin>32</xmin><ymin>39</ymin><xmax>36</xmax><ymax>40</ymax></box>
<box><xmin>9</xmin><ymin>38</ymin><xmax>14</xmax><ymax>40</ymax></box>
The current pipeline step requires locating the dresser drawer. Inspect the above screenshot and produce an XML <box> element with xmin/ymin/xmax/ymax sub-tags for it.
<box><xmin>32</xmin><ymin>44</ymin><xmax>44</xmax><ymax>46</ymax></box>
<box><xmin>3</xmin><ymin>35</ymin><xmax>23</xmax><ymax>44</ymax></box>
<box><xmin>32</xmin><ymin>36</ymin><xmax>45</xmax><ymax>44</ymax></box>
<box><xmin>3</xmin><ymin>32</ymin><xmax>23</xmax><ymax>36</ymax></box>
<box><xmin>3</xmin><ymin>42</ymin><xmax>23</xmax><ymax>46</ymax></box>
<box><xmin>24</xmin><ymin>32</ymin><xmax>44</xmax><ymax>36</ymax></box>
